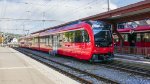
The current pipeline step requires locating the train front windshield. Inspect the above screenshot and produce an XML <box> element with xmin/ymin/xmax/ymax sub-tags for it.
<box><xmin>92</xmin><ymin>22</ymin><xmax>112</xmax><ymax>47</ymax></box>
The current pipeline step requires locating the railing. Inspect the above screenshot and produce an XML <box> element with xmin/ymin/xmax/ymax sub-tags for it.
<box><xmin>114</xmin><ymin>46</ymin><xmax>150</xmax><ymax>59</ymax></box>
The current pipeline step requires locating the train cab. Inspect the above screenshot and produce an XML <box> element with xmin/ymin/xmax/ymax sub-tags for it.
<box><xmin>87</xmin><ymin>21</ymin><xmax>114</xmax><ymax>62</ymax></box>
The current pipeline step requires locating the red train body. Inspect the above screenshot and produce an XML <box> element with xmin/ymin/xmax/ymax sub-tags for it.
<box><xmin>114</xmin><ymin>25</ymin><xmax>150</xmax><ymax>47</ymax></box>
<box><xmin>19</xmin><ymin>21</ymin><xmax>114</xmax><ymax>62</ymax></box>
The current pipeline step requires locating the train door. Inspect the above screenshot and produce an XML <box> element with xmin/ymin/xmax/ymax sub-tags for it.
<box><xmin>74</xmin><ymin>30</ymin><xmax>82</xmax><ymax>58</ymax></box>
<box><xmin>38</xmin><ymin>37</ymin><xmax>40</xmax><ymax>50</ymax></box>
<box><xmin>52</xmin><ymin>35</ymin><xmax>59</xmax><ymax>55</ymax></box>
<box><xmin>80</xmin><ymin>30</ymin><xmax>91</xmax><ymax>60</ymax></box>
<box><xmin>136</xmin><ymin>33</ymin><xmax>142</xmax><ymax>47</ymax></box>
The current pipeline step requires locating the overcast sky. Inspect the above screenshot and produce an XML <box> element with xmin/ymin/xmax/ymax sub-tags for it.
<box><xmin>0</xmin><ymin>0</ymin><xmax>144</xmax><ymax>34</ymax></box>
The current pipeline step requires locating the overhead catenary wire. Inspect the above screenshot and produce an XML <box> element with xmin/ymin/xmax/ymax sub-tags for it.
<box><xmin>0</xmin><ymin>0</ymin><xmax>105</xmax><ymax>34</ymax></box>
<box><xmin>0</xmin><ymin>0</ymin><xmax>142</xmax><ymax>34</ymax></box>
<box><xmin>0</xmin><ymin>18</ymin><xmax>64</xmax><ymax>22</ymax></box>
<box><xmin>63</xmin><ymin>0</ymin><xmax>106</xmax><ymax>20</ymax></box>
<box><xmin>10</xmin><ymin>0</ymin><xmax>53</xmax><ymax>33</ymax></box>
<box><xmin>13</xmin><ymin>0</ymin><xmax>58</xmax><ymax>34</ymax></box>
<box><xmin>15</xmin><ymin>1</ymin><xmax>46</xmax><ymax>34</ymax></box>
<box><xmin>1</xmin><ymin>0</ymin><xmax>7</xmax><ymax>18</ymax></box>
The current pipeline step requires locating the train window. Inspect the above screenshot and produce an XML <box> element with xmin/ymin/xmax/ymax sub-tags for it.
<box><xmin>75</xmin><ymin>30</ymin><xmax>82</xmax><ymax>42</ymax></box>
<box><xmin>33</xmin><ymin>38</ymin><xmax>36</xmax><ymax>43</ymax></box>
<box><xmin>58</xmin><ymin>33</ymin><xmax>63</xmax><ymax>47</ymax></box>
<box><xmin>63</xmin><ymin>32</ymin><xmax>69</xmax><ymax>42</ymax></box>
<box><xmin>43</xmin><ymin>37</ymin><xmax>46</xmax><ymax>44</ymax></box>
<box><xmin>117</xmin><ymin>23</ymin><xmax>125</xmax><ymax>29</ymax></box>
<box><xmin>49</xmin><ymin>35</ymin><xmax>52</xmax><ymax>47</ymax></box>
<box><xmin>143</xmin><ymin>33</ymin><xmax>150</xmax><ymax>42</ymax></box>
<box><xmin>124</xmin><ymin>34</ymin><xmax>128</xmax><ymax>41</ymax></box>
<box><xmin>32</xmin><ymin>38</ymin><xmax>34</xmax><ymax>44</ymax></box>
<box><xmin>40</xmin><ymin>37</ymin><xmax>45</xmax><ymax>43</ymax></box>
<box><xmin>45</xmin><ymin>36</ymin><xmax>49</xmax><ymax>45</ymax></box>
<box><xmin>44</xmin><ymin>37</ymin><xmax>46</xmax><ymax>44</ymax></box>
<box><xmin>34</xmin><ymin>37</ymin><xmax>38</xmax><ymax>43</ymax></box>
<box><xmin>40</xmin><ymin>37</ymin><xmax>42</xmax><ymax>43</ymax></box>
<box><xmin>68</xmin><ymin>31</ymin><xmax>75</xmax><ymax>42</ymax></box>
<box><xmin>82</xmin><ymin>30</ymin><xmax>89</xmax><ymax>42</ymax></box>
<box><xmin>146</xmin><ymin>19</ymin><xmax>150</xmax><ymax>25</ymax></box>
<box><xmin>122</xmin><ymin>34</ymin><xmax>128</xmax><ymax>41</ymax></box>
<box><xmin>113</xmin><ymin>35</ymin><xmax>119</xmax><ymax>42</ymax></box>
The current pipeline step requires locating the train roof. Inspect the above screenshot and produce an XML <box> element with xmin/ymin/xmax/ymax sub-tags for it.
<box><xmin>117</xmin><ymin>25</ymin><xmax>150</xmax><ymax>33</ymax></box>
<box><xmin>31</xmin><ymin>21</ymin><xmax>82</xmax><ymax>34</ymax></box>
<box><xmin>39</xmin><ymin>22</ymin><xmax>88</xmax><ymax>37</ymax></box>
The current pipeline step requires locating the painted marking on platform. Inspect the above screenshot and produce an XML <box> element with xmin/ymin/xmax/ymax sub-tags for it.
<box><xmin>0</xmin><ymin>67</ymin><xmax>32</xmax><ymax>70</ymax></box>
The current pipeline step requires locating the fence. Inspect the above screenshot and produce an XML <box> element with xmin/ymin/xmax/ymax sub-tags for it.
<box><xmin>114</xmin><ymin>46</ymin><xmax>150</xmax><ymax>59</ymax></box>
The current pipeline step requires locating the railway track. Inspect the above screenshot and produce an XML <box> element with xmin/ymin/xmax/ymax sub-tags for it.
<box><xmin>98</xmin><ymin>61</ymin><xmax>150</xmax><ymax>77</ymax></box>
<box><xmin>14</xmin><ymin>47</ymin><xmax>118</xmax><ymax>84</ymax></box>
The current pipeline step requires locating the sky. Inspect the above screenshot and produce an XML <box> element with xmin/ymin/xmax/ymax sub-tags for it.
<box><xmin>0</xmin><ymin>0</ymin><xmax>144</xmax><ymax>35</ymax></box>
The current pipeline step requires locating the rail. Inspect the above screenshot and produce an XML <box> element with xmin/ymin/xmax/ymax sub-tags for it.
<box><xmin>98</xmin><ymin>62</ymin><xmax>150</xmax><ymax>77</ymax></box>
<box><xmin>14</xmin><ymin>47</ymin><xmax>119</xmax><ymax>84</ymax></box>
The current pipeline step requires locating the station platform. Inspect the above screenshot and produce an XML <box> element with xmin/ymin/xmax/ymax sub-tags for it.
<box><xmin>0</xmin><ymin>47</ymin><xmax>79</xmax><ymax>84</ymax></box>
<box><xmin>114</xmin><ymin>54</ymin><xmax>150</xmax><ymax>70</ymax></box>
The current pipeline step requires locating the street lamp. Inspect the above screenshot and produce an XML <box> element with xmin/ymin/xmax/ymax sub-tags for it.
<box><xmin>107</xmin><ymin>0</ymin><xmax>110</xmax><ymax>11</ymax></box>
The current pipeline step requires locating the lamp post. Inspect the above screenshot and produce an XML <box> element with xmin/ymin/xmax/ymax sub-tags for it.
<box><xmin>22</xmin><ymin>11</ymin><xmax>31</xmax><ymax>36</ymax></box>
<box><xmin>107</xmin><ymin>0</ymin><xmax>110</xmax><ymax>11</ymax></box>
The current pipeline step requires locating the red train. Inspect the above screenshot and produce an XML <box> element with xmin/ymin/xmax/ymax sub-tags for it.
<box><xmin>114</xmin><ymin>20</ymin><xmax>150</xmax><ymax>47</ymax></box>
<box><xmin>19</xmin><ymin>21</ymin><xmax>114</xmax><ymax>62</ymax></box>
